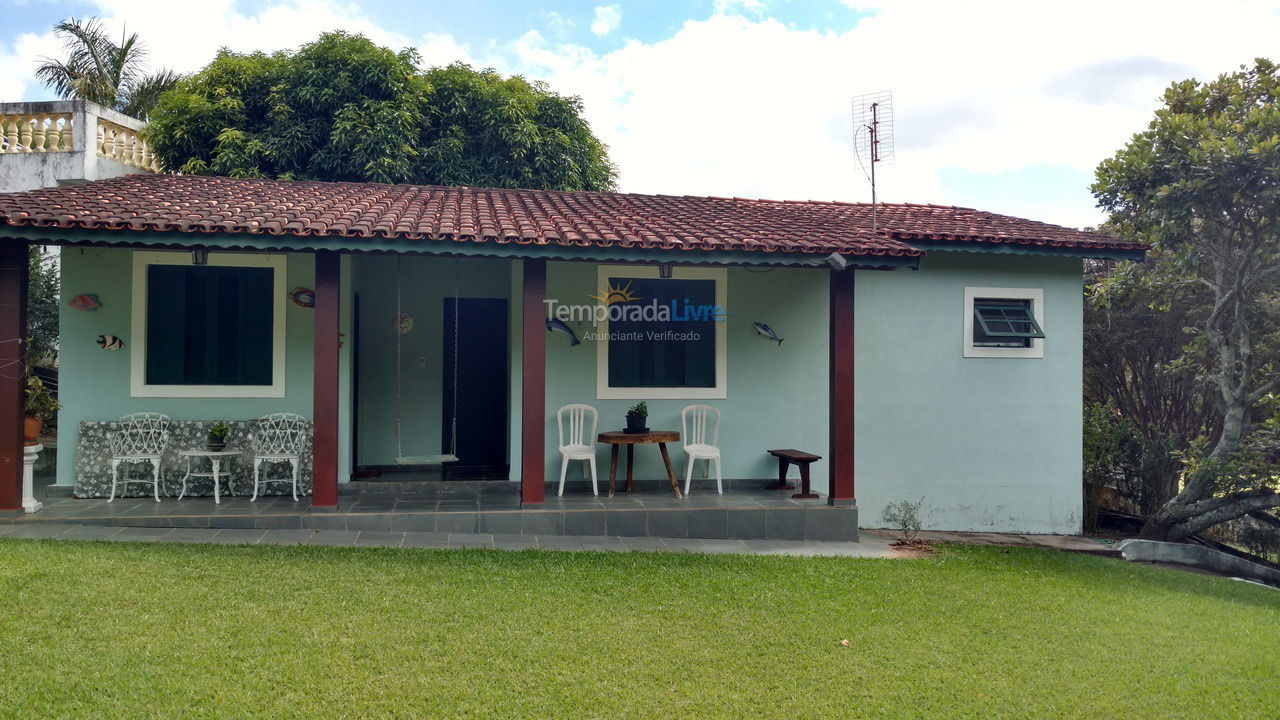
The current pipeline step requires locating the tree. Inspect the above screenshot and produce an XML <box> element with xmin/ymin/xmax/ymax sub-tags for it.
<box><xmin>1083</xmin><ymin>258</ymin><xmax>1217</xmax><ymax>515</ymax></box>
<box><xmin>26</xmin><ymin>246</ymin><xmax>59</xmax><ymax>366</ymax></box>
<box><xmin>35</xmin><ymin>18</ymin><xmax>180</xmax><ymax>120</ymax></box>
<box><xmin>1093</xmin><ymin>59</ymin><xmax>1280</xmax><ymax>541</ymax></box>
<box><xmin>145</xmin><ymin>32</ymin><xmax>617</xmax><ymax>191</ymax></box>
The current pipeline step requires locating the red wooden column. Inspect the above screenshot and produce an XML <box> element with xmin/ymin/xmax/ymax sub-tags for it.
<box><xmin>312</xmin><ymin>251</ymin><xmax>340</xmax><ymax>508</ymax></box>
<box><xmin>828</xmin><ymin>268</ymin><xmax>855</xmax><ymax>505</ymax></box>
<box><xmin>520</xmin><ymin>259</ymin><xmax>547</xmax><ymax>504</ymax></box>
<box><xmin>0</xmin><ymin>242</ymin><xmax>28</xmax><ymax>511</ymax></box>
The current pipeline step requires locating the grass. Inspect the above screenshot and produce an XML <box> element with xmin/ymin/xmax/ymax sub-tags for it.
<box><xmin>1</xmin><ymin>540</ymin><xmax>1277</xmax><ymax>719</ymax></box>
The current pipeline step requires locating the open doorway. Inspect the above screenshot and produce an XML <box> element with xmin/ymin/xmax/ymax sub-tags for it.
<box><xmin>442</xmin><ymin>297</ymin><xmax>509</xmax><ymax>474</ymax></box>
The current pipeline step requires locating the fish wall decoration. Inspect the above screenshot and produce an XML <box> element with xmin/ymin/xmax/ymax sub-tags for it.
<box><xmin>68</xmin><ymin>293</ymin><xmax>102</xmax><ymax>311</ymax></box>
<box><xmin>753</xmin><ymin>322</ymin><xmax>784</xmax><ymax>346</ymax></box>
<box><xmin>289</xmin><ymin>287</ymin><xmax>316</xmax><ymax>308</ymax></box>
<box><xmin>546</xmin><ymin>318</ymin><xmax>581</xmax><ymax>346</ymax></box>
<box><xmin>97</xmin><ymin>334</ymin><xmax>124</xmax><ymax>351</ymax></box>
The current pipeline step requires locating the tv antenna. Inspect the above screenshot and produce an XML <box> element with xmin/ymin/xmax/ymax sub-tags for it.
<box><xmin>852</xmin><ymin>90</ymin><xmax>894</xmax><ymax>231</ymax></box>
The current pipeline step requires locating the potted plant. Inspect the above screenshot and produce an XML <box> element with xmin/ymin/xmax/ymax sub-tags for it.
<box><xmin>23</xmin><ymin>374</ymin><xmax>58</xmax><ymax>446</ymax></box>
<box><xmin>625</xmin><ymin>401</ymin><xmax>648</xmax><ymax>434</ymax></box>
<box><xmin>207</xmin><ymin>421</ymin><xmax>231</xmax><ymax>452</ymax></box>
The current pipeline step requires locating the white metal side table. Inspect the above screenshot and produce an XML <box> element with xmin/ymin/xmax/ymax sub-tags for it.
<box><xmin>177</xmin><ymin>449</ymin><xmax>242</xmax><ymax>504</ymax></box>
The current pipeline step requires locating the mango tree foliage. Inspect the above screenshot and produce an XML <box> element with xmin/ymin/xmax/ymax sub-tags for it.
<box><xmin>145</xmin><ymin>32</ymin><xmax>616</xmax><ymax>191</ymax></box>
<box><xmin>1093</xmin><ymin>59</ymin><xmax>1280</xmax><ymax>541</ymax></box>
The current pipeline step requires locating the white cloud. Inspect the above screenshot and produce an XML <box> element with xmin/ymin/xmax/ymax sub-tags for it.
<box><xmin>0</xmin><ymin>0</ymin><xmax>408</xmax><ymax>102</ymax></box>
<box><xmin>5</xmin><ymin>0</ymin><xmax>1280</xmax><ymax>227</ymax></box>
<box><xmin>590</xmin><ymin>5</ymin><xmax>622</xmax><ymax>36</ymax></box>
<box><xmin>507</xmin><ymin>1</ymin><xmax>1280</xmax><ymax>227</ymax></box>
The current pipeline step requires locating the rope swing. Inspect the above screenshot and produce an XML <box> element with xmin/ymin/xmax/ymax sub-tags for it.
<box><xmin>394</xmin><ymin>255</ymin><xmax>461</xmax><ymax>465</ymax></box>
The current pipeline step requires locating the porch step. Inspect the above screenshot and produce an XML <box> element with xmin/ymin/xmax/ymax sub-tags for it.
<box><xmin>17</xmin><ymin>502</ymin><xmax>859</xmax><ymax>542</ymax></box>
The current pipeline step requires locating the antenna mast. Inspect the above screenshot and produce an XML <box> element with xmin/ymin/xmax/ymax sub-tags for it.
<box><xmin>852</xmin><ymin>91</ymin><xmax>894</xmax><ymax>232</ymax></box>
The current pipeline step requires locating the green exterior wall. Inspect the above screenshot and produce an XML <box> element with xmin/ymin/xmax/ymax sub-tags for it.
<box><xmin>56</xmin><ymin>246</ymin><xmax>1083</xmax><ymax>533</ymax></box>
<box><xmin>56</xmin><ymin>248</ymin><xmax>354</xmax><ymax>486</ymax></box>
<box><xmin>534</xmin><ymin>261</ymin><xmax>832</xmax><ymax>488</ymax></box>
<box><xmin>853</xmin><ymin>252</ymin><xmax>1084</xmax><ymax>533</ymax></box>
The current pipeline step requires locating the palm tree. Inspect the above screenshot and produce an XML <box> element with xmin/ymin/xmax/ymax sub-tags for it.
<box><xmin>35</xmin><ymin>18</ymin><xmax>180</xmax><ymax>121</ymax></box>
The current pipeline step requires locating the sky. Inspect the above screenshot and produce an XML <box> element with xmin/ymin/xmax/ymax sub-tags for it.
<box><xmin>2</xmin><ymin>0</ymin><xmax>1279</xmax><ymax>228</ymax></box>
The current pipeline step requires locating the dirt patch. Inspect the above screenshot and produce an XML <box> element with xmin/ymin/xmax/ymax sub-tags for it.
<box><xmin>889</xmin><ymin>539</ymin><xmax>936</xmax><ymax>558</ymax></box>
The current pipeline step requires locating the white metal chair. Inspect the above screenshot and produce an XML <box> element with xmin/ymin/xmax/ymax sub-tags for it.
<box><xmin>681</xmin><ymin>405</ymin><xmax>722</xmax><ymax>494</ymax></box>
<box><xmin>108</xmin><ymin>412</ymin><xmax>171</xmax><ymax>502</ymax></box>
<box><xmin>250</xmin><ymin>413</ymin><xmax>309</xmax><ymax>501</ymax></box>
<box><xmin>557</xmin><ymin>404</ymin><xmax>599</xmax><ymax>496</ymax></box>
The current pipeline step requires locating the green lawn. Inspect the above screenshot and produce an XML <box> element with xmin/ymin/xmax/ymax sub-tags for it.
<box><xmin>1</xmin><ymin>540</ymin><xmax>1276</xmax><ymax>719</ymax></box>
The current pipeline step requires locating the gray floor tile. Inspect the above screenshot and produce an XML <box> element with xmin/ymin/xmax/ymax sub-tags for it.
<box><xmin>618</xmin><ymin>536</ymin><xmax>668</xmax><ymax>551</ymax></box>
<box><xmin>477</xmin><ymin>512</ymin><xmax>523</xmax><ymax>535</ymax></box>
<box><xmin>307</xmin><ymin>529</ymin><xmax>360</xmax><ymax>546</ymax></box>
<box><xmin>59</xmin><ymin>525</ymin><xmax>124</xmax><ymax>540</ymax></box>
<box><xmin>436</xmin><ymin>512</ymin><xmax>478</xmax><ymax>534</ymax></box>
<box><xmin>164</xmin><ymin>528</ymin><xmax>222</xmax><ymax>543</ymax></box>
<box><xmin>448</xmin><ymin>533</ymin><xmax>494</xmax><ymax>548</ymax></box>
<box><xmin>563</xmin><ymin>510</ymin><xmax>607</xmax><ymax>536</ymax></box>
<box><xmin>112</xmin><ymin>526</ymin><xmax>174</xmax><ymax>540</ymax></box>
<box><xmin>400</xmin><ymin>532</ymin><xmax>453</xmax><ymax>548</ymax></box>
<box><xmin>535</xmin><ymin>535</ymin><xmax>584</xmax><ymax>551</ymax></box>
<box><xmin>7</xmin><ymin>523</ymin><xmax>76</xmax><ymax>539</ymax></box>
<box><xmin>209</xmin><ymin>528</ymin><xmax>267</xmax><ymax>544</ymax></box>
<box><xmin>259</xmin><ymin>529</ymin><xmax>316</xmax><ymax>545</ymax></box>
<box><xmin>354</xmin><ymin>531</ymin><xmax>406</xmax><ymax>547</ymax></box>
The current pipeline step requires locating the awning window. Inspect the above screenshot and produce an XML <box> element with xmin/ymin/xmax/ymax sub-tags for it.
<box><xmin>973</xmin><ymin>299</ymin><xmax>1044</xmax><ymax>348</ymax></box>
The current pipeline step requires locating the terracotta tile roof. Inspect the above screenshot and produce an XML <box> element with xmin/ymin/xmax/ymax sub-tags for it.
<box><xmin>0</xmin><ymin>174</ymin><xmax>1138</xmax><ymax>258</ymax></box>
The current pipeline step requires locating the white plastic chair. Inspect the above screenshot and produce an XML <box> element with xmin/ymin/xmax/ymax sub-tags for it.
<box><xmin>250</xmin><ymin>413</ymin><xmax>309</xmax><ymax>501</ymax></box>
<box><xmin>108</xmin><ymin>412</ymin><xmax>171</xmax><ymax>502</ymax></box>
<box><xmin>557</xmin><ymin>404</ymin><xmax>599</xmax><ymax>496</ymax></box>
<box><xmin>681</xmin><ymin>405</ymin><xmax>722</xmax><ymax>494</ymax></box>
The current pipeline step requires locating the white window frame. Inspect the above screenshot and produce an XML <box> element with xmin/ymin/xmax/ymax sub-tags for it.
<box><xmin>130</xmin><ymin>250</ymin><xmax>288</xmax><ymax>397</ymax></box>
<box><xmin>595</xmin><ymin>265</ymin><xmax>728</xmax><ymax>400</ymax></box>
<box><xmin>963</xmin><ymin>286</ymin><xmax>1044</xmax><ymax>359</ymax></box>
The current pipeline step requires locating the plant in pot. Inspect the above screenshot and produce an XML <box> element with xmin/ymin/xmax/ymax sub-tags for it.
<box><xmin>625</xmin><ymin>401</ymin><xmax>649</xmax><ymax>434</ymax></box>
<box><xmin>207</xmin><ymin>421</ymin><xmax>231</xmax><ymax>452</ymax></box>
<box><xmin>23</xmin><ymin>374</ymin><xmax>58</xmax><ymax>446</ymax></box>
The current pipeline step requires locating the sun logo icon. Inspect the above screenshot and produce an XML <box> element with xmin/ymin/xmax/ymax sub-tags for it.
<box><xmin>590</xmin><ymin>280</ymin><xmax>642</xmax><ymax>305</ymax></box>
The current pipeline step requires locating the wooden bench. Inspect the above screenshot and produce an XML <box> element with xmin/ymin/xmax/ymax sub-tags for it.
<box><xmin>767</xmin><ymin>448</ymin><xmax>822</xmax><ymax>499</ymax></box>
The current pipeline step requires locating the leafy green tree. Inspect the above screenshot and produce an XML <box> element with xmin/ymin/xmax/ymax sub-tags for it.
<box><xmin>27</xmin><ymin>246</ymin><xmax>59</xmax><ymax>366</ymax></box>
<box><xmin>1093</xmin><ymin>59</ymin><xmax>1280</xmax><ymax>541</ymax></box>
<box><xmin>35</xmin><ymin>18</ymin><xmax>180</xmax><ymax>120</ymax></box>
<box><xmin>146</xmin><ymin>32</ymin><xmax>617</xmax><ymax>190</ymax></box>
<box><xmin>1084</xmin><ymin>258</ymin><xmax>1216</xmax><ymax>516</ymax></box>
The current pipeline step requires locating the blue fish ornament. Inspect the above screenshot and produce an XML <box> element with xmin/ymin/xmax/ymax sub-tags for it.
<box><xmin>546</xmin><ymin>318</ymin><xmax>581</xmax><ymax>346</ymax></box>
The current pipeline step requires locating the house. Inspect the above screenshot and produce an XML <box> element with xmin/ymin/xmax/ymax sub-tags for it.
<box><xmin>0</xmin><ymin>103</ymin><xmax>1144</xmax><ymax>536</ymax></box>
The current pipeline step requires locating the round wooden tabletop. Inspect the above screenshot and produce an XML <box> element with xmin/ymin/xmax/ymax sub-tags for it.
<box><xmin>597</xmin><ymin>430</ymin><xmax>680</xmax><ymax>444</ymax></box>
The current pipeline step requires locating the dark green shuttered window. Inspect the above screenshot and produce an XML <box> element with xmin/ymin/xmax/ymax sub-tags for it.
<box><xmin>607</xmin><ymin>277</ymin><xmax>717</xmax><ymax>389</ymax></box>
<box><xmin>145</xmin><ymin>265</ymin><xmax>274</xmax><ymax>386</ymax></box>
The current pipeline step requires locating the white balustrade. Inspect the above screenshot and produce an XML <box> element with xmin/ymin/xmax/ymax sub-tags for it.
<box><xmin>0</xmin><ymin>113</ymin><xmax>73</xmax><ymax>154</ymax></box>
<box><xmin>96</xmin><ymin>118</ymin><xmax>161</xmax><ymax>172</ymax></box>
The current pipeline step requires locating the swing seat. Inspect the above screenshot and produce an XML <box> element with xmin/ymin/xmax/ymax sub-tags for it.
<box><xmin>395</xmin><ymin>454</ymin><xmax>459</xmax><ymax>466</ymax></box>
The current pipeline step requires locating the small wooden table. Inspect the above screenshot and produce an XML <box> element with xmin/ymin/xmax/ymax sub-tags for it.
<box><xmin>597</xmin><ymin>430</ymin><xmax>683</xmax><ymax>498</ymax></box>
<box><xmin>768</xmin><ymin>448</ymin><xmax>822</xmax><ymax>499</ymax></box>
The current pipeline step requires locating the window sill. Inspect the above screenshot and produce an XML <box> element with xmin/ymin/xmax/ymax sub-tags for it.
<box><xmin>131</xmin><ymin>384</ymin><xmax>286</xmax><ymax>399</ymax></box>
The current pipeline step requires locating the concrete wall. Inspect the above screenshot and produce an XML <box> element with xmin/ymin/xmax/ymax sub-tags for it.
<box><xmin>0</xmin><ymin>100</ymin><xmax>151</xmax><ymax>193</ymax></box>
<box><xmin>853</xmin><ymin>251</ymin><xmax>1084</xmax><ymax>533</ymax></box>
<box><xmin>57</xmin><ymin>247</ymin><xmax>354</xmax><ymax>486</ymax></box>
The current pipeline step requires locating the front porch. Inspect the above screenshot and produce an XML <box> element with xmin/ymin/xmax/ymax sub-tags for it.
<box><xmin>12</xmin><ymin>480</ymin><xmax>858</xmax><ymax>541</ymax></box>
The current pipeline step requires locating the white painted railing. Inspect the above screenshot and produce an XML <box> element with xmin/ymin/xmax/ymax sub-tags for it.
<box><xmin>0</xmin><ymin>113</ymin><xmax>74</xmax><ymax>153</ymax></box>
<box><xmin>96</xmin><ymin>118</ymin><xmax>161</xmax><ymax>172</ymax></box>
